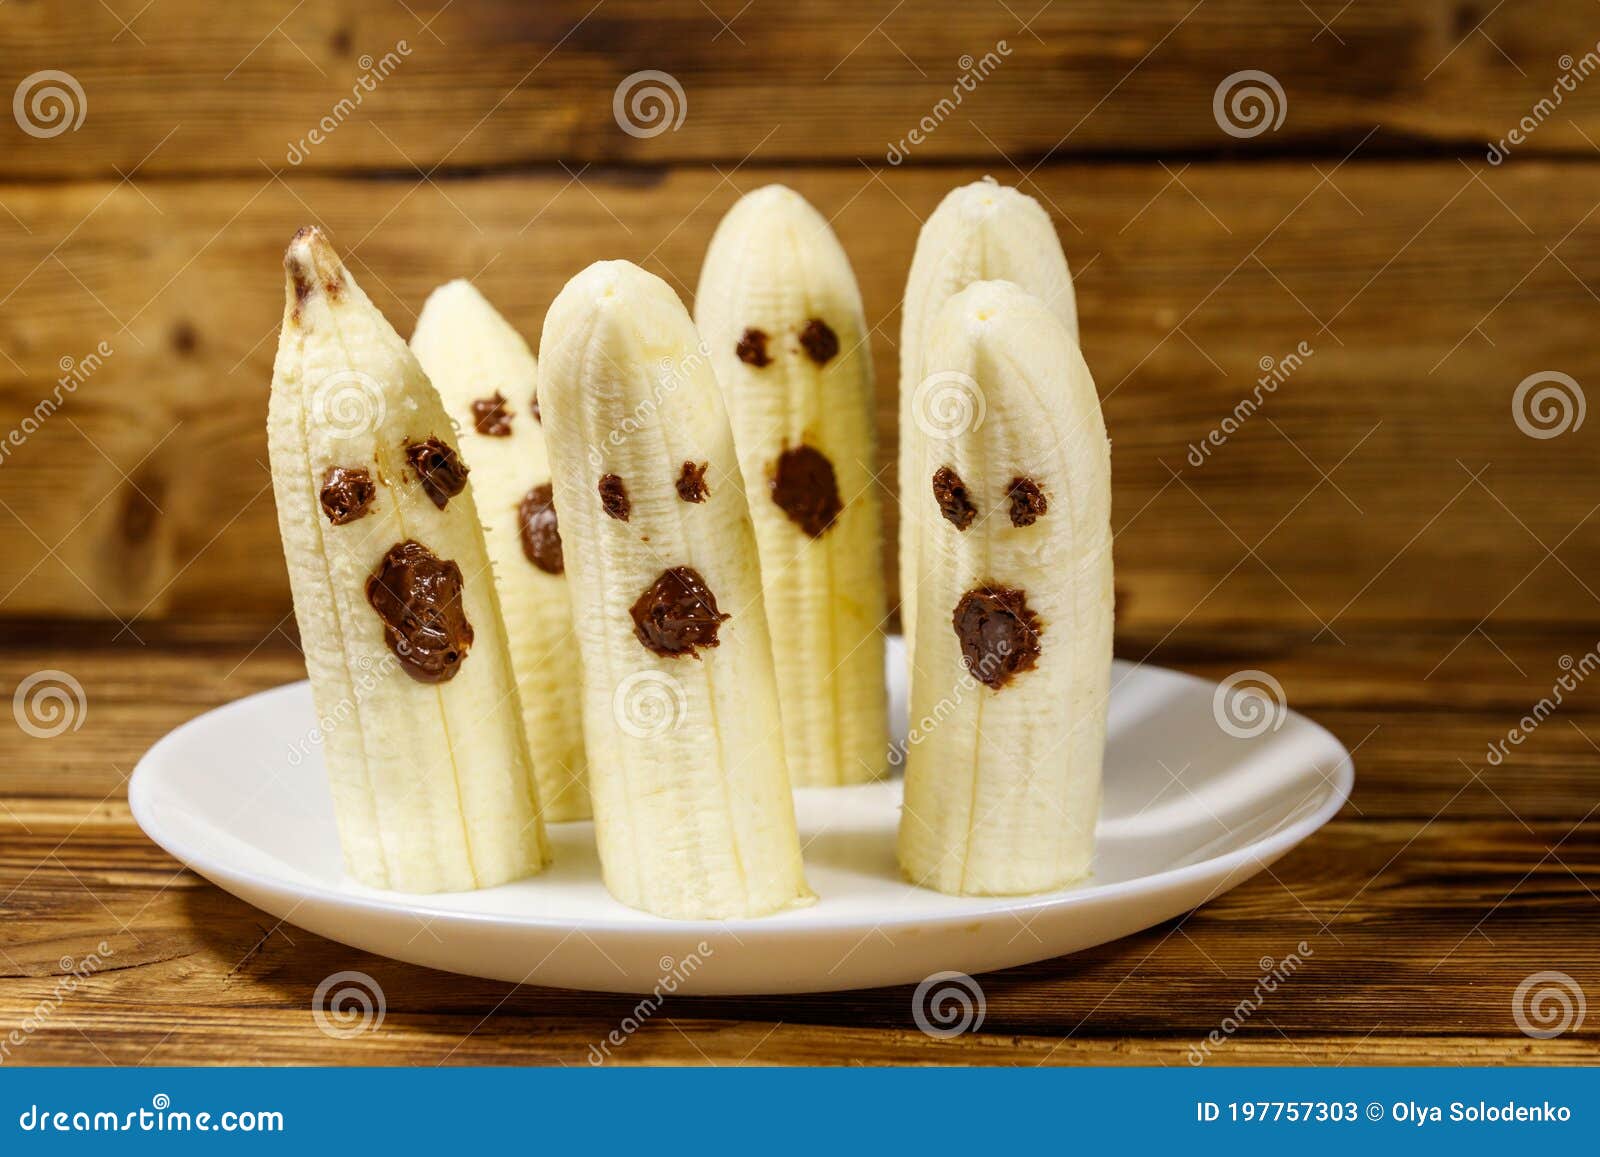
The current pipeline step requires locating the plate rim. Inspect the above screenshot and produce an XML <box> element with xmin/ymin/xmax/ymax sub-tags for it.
<box><xmin>128</xmin><ymin>660</ymin><xmax>1354</xmax><ymax>937</ymax></box>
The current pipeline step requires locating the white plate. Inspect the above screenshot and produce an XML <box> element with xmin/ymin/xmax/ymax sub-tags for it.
<box><xmin>130</xmin><ymin>641</ymin><xmax>1352</xmax><ymax>995</ymax></box>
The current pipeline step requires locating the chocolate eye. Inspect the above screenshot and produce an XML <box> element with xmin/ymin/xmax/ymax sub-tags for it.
<box><xmin>319</xmin><ymin>466</ymin><xmax>376</xmax><ymax>525</ymax></box>
<box><xmin>1007</xmin><ymin>477</ymin><xmax>1048</xmax><ymax>527</ymax></box>
<box><xmin>598</xmin><ymin>473</ymin><xmax>631</xmax><ymax>521</ymax></box>
<box><xmin>518</xmin><ymin>483</ymin><xmax>563</xmax><ymax>574</ymax></box>
<box><xmin>931</xmin><ymin>466</ymin><xmax>975</xmax><ymax>531</ymax></box>
<box><xmin>471</xmin><ymin>391</ymin><xmax>513</xmax><ymax>436</ymax></box>
<box><xmin>798</xmin><ymin>319</ymin><xmax>839</xmax><ymax>365</ymax></box>
<box><xmin>736</xmin><ymin>328</ymin><xmax>771</xmax><ymax>367</ymax></box>
<box><xmin>676</xmin><ymin>461</ymin><xmax>710</xmax><ymax>503</ymax></box>
<box><xmin>404</xmin><ymin>437</ymin><xmax>469</xmax><ymax>509</ymax></box>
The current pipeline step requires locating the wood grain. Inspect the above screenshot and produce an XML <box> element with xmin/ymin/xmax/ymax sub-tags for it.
<box><xmin>2</xmin><ymin>776</ymin><xmax>1595</xmax><ymax>1064</ymax></box>
<box><xmin>2</xmin><ymin>0</ymin><xmax>1596</xmax><ymax>1070</ymax></box>
<box><xmin>3</xmin><ymin>161</ymin><xmax>1597</xmax><ymax>632</ymax></box>
<box><xmin>4</xmin><ymin>623</ymin><xmax>1597</xmax><ymax>821</ymax></box>
<box><xmin>3</xmin><ymin>1</ymin><xmax>1598</xmax><ymax>177</ymax></box>
<box><xmin>3</xmin><ymin>623</ymin><xmax>1594</xmax><ymax>1065</ymax></box>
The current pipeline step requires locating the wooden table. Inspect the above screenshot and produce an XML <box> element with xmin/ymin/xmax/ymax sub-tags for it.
<box><xmin>2</xmin><ymin>0</ymin><xmax>1598</xmax><ymax>1065</ymax></box>
<box><xmin>3</xmin><ymin>620</ymin><xmax>1595</xmax><ymax>1065</ymax></box>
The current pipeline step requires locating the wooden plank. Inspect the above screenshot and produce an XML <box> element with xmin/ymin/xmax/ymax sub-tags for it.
<box><xmin>1</xmin><ymin>806</ymin><xmax>1594</xmax><ymax>1064</ymax></box>
<box><xmin>5</xmin><ymin>626</ymin><xmax>1599</xmax><ymax>820</ymax></box>
<box><xmin>4</xmin><ymin>1</ymin><xmax>1598</xmax><ymax>176</ymax></box>
<box><xmin>2</xmin><ymin>627</ymin><xmax>1592</xmax><ymax>1064</ymax></box>
<box><xmin>1</xmin><ymin>162</ymin><xmax>1597</xmax><ymax>630</ymax></box>
<box><xmin>4</xmin><ymin>1015</ymin><xmax>1594</xmax><ymax>1067</ymax></box>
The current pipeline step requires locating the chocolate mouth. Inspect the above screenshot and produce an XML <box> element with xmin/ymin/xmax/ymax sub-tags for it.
<box><xmin>952</xmin><ymin>584</ymin><xmax>1041</xmax><ymax>689</ymax></box>
<box><xmin>629</xmin><ymin>566</ymin><xmax>729</xmax><ymax>659</ymax></box>
<box><xmin>771</xmin><ymin>444</ymin><xmax>842</xmax><ymax>538</ymax></box>
<box><xmin>366</xmin><ymin>539</ymin><xmax>474</xmax><ymax>683</ymax></box>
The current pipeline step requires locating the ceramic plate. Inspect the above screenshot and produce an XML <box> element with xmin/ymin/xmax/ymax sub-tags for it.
<box><xmin>130</xmin><ymin>641</ymin><xmax>1352</xmax><ymax>994</ymax></box>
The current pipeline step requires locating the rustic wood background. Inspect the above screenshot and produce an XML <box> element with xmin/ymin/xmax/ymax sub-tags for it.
<box><xmin>2</xmin><ymin>0</ymin><xmax>1598</xmax><ymax>1065</ymax></box>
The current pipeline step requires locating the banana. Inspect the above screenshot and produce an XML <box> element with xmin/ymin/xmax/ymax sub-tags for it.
<box><xmin>410</xmin><ymin>281</ymin><xmax>589</xmax><ymax>821</ymax></box>
<box><xmin>267</xmin><ymin>227</ymin><xmax>547</xmax><ymax>893</ymax></box>
<box><xmin>694</xmin><ymin>185</ymin><xmax>888</xmax><ymax>787</ymax></box>
<box><xmin>898</xmin><ymin>179</ymin><xmax>1077</xmax><ymax>676</ymax></box>
<box><xmin>536</xmin><ymin>259</ymin><xmax>812</xmax><ymax>919</ymax></box>
<box><xmin>896</xmin><ymin>280</ymin><xmax>1111</xmax><ymax>896</ymax></box>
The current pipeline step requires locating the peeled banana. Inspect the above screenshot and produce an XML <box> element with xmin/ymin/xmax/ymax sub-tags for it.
<box><xmin>536</xmin><ymin>259</ymin><xmax>812</xmax><ymax>919</ymax></box>
<box><xmin>695</xmin><ymin>185</ymin><xmax>888</xmax><ymax>787</ymax></box>
<box><xmin>410</xmin><ymin>281</ymin><xmax>589</xmax><ymax>821</ymax></box>
<box><xmin>896</xmin><ymin>280</ymin><xmax>1111</xmax><ymax>896</ymax></box>
<box><xmin>267</xmin><ymin>227</ymin><xmax>547</xmax><ymax>893</ymax></box>
<box><xmin>898</xmin><ymin>179</ymin><xmax>1077</xmax><ymax>674</ymax></box>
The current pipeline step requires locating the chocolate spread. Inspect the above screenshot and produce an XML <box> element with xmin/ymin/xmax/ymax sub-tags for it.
<box><xmin>798</xmin><ymin>318</ymin><xmax>839</xmax><ymax>365</ymax></box>
<box><xmin>629</xmin><ymin>566</ymin><xmax>729</xmax><ymax>658</ymax></box>
<box><xmin>404</xmin><ymin>437</ymin><xmax>469</xmax><ymax>509</ymax></box>
<box><xmin>319</xmin><ymin>466</ymin><xmax>376</xmax><ymax>525</ymax></box>
<box><xmin>952</xmin><ymin>584</ymin><xmax>1042</xmax><ymax>690</ymax></box>
<box><xmin>676</xmin><ymin>460</ymin><xmax>709</xmax><ymax>503</ymax></box>
<box><xmin>365</xmin><ymin>539</ymin><xmax>474</xmax><ymax>683</ymax></box>
<box><xmin>736</xmin><ymin>327</ymin><xmax>772</xmax><ymax>368</ymax></box>
<box><xmin>518</xmin><ymin>483</ymin><xmax>563</xmax><ymax>574</ymax></box>
<box><xmin>771</xmin><ymin>445</ymin><xmax>842</xmax><ymax>538</ymax></box>
<box><xmin>471</xmin><ymin>392</ymin><xmax>513</xmax><ymax>436</ymax></box>
<box><xmin>598</xmin><ymin>473</ymin><xmax>630</xmax><ymax>521</ymax></box>
<box><xmin>1007</xmin><ymin>476</ymin><xmax>1048</xmax><ymax>527</ymax></box>
<box><xmin>931</xmin><ymin>465</ymin><xmax>976</xmax><ymax>531</ymax></box>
